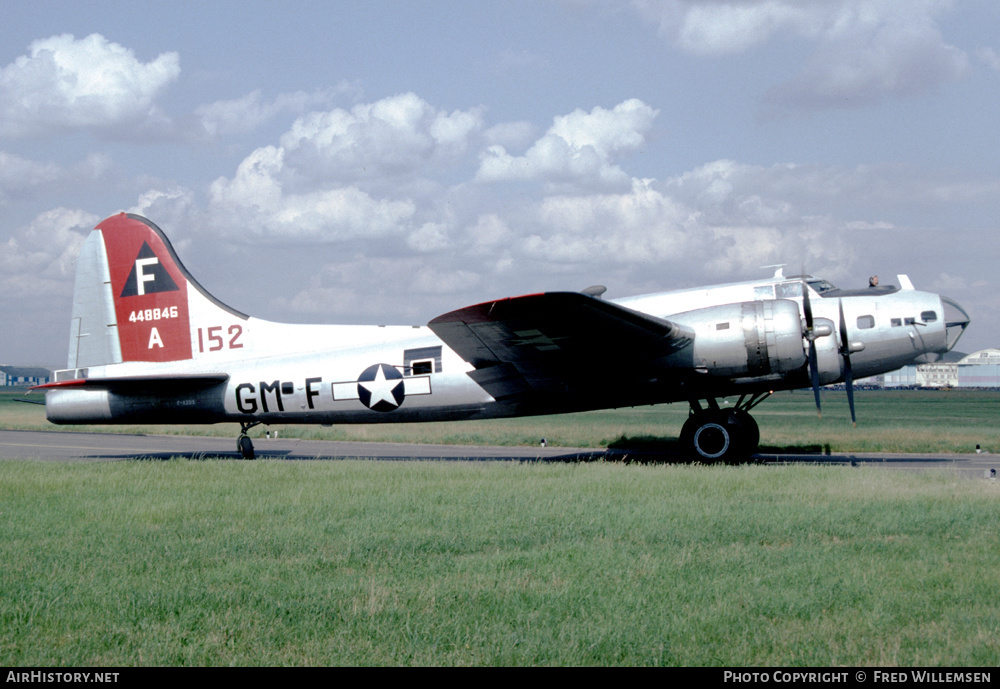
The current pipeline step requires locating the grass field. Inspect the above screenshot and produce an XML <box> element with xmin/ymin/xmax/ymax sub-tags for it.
<box><xmin>5</xmin><ymin>387</ymin><xmax>1000</xmax><ymax>454</ymax></box>
<box><xmin>1</xmin><ymin>460</ymin><xmax>998</xmax><ymax>666</ymax></box>
<box><xmin>2</xmin><ymin>388</ymin><xmax>999</xmax><ymax>666</ymax></box>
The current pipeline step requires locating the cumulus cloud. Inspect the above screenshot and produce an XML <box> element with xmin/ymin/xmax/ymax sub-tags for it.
<box><xmin>767</xmin><ymin>14</ymin><xmax>969</xmax><ymax>109</ymax></box>
<box><xmin>199</xmin><ymin>93</ymin><xmax>491</xmax><ymax>241</ymax></box>
<box><xmin>207</xmin><ymin>145</ymin><xmax>415</xmax><ymax>240</ymax></box>
<box><xmin>0</xmin><ymin>153</ymin><xmax>63</xmax><ymax>203</ymax></box>
<box><xmin>194</xmin><ymin>86</ymin><xmax>350</xmax><ymax>138</ymax></box>
<box><xmin>279</xmin><ymin>92</ymin><xmax>484</xmax><ymax>185</ymax></box>
<box><xmin>494</xmin><ymin>157</ymin><xmax>931</xmax><ymax>283</ymax></box>
<box><xmin>273</xmin><ymin>254</ymin><xmax>480</xmax><ymax>322</ymax></box>
<box><xmin>634</xmin><ymin>0</ymin><xmax>819</xmax><ymax>55</ymax></box>
<box><xmin>0</xmin><ymin>208</ymin><xmax>98</xmax><ymax>297</ymax></box>
<box><xmin>0</xmin><ymin>151</ymin><xmax>112</xmax><ymax>205</ymax></box>
<box><xmin>483</xmin><ymin>120</ymin><xmax>538</xmax><ymax>150</ymax></box>
<box><xmin>630</xmin><ymin>0</ymin><xmax>968</xmax><ymax>110</ymax></box>
<box><xmin>123</xmin><ymin>90</ymin><xmax>997</xmax><ymax>328</ymax></box>
<box><xmin>531</xmin><ymin>178</ymin><xmax>693</xmax><ymax>264</ymax></box>
<box><xmin>0</xmin><ymin>33</ymin><xmax>180</xmax><ymax>137</ymax></box>
<box><xmin>406</xmin><ymin>222</ymin><xmax>451</xmax><ymax>253</ymax></box>
<box><xmin>476</xmin><ymin>99</ymin><xmax>658</xmax><ymax>188</ymax></box>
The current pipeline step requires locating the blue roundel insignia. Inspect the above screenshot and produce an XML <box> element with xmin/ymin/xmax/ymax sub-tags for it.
<box><xmin>357</xmin><ymin>363</ymin><xmax>405</xmax><ymax>412</ymax></box>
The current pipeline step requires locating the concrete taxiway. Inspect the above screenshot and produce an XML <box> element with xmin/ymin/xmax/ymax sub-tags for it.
<box><xmin>1</xmin><ymin>429</ymin><xmax>998</xmax><ymax>478</ymax></box>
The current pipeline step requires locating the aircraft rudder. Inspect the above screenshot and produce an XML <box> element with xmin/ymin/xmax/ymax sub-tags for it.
<box><xmin>93</xmin><ymin>213</ymin><xmax>199</xmax><ymax>363</ymax></box>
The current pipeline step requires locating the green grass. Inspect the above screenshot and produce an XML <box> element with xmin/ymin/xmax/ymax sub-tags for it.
<box><xmin>4</xmin><ymin>389</ymin><xmax>1000</xmax><ymax>666</ymax></box>
<box><xmin>1</xmin><ymin>460</ymin><xmax>998</xmax><ymax>666</ymax></box>
<box><xmin>6</xmin><ymin>388</ymin><xmax>1000</xmax><ymax>454</ymax></box>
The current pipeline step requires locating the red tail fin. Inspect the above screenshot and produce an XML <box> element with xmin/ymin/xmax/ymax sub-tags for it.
<box><xmin>68</xmin><ymin>214</ymin><xmax>247</xmax><ymax>369</ymax></box>
<box><xmin>99</xmin><ymin>213</ymin><xmax>194</xmax><ymax>362</ymax></box>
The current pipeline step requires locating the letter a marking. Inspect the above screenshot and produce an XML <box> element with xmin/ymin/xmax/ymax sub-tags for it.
<box><xmin>148</xmin><ymin>327</ymin><xmax>164</xmax><ymax>349</ymax></box>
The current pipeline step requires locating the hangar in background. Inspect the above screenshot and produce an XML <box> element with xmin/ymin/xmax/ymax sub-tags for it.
<box><xmin>882</xmin><ymin>349</ymin><xmax>1000</xmax><ymax>388</ymax></box>
<box><xmin>0</xmin><ymin>366</ymin><xmax>52</xmax><ymax>387</ymax></box>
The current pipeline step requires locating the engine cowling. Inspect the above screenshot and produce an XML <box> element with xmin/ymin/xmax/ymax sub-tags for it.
<box><xmin>666</xmin><ymin>299</ymin><xmax>816</xmax><ymax>382</ymax></box>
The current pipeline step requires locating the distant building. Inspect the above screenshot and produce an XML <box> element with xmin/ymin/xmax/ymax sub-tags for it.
<box><xmin>882</xmin><ymin>367</ymin><xmax>916</xmax><ymax>387</ymax></box>
<box><xmin>0</xmin><ymin>366</ymin><xmax>52</xmax><ymax>387</ymax></box>
<box><xmin>882</xmin><ymin>349</ymin><xmax>1000</xmax><ymax>388</ymax></box>
<box><xmin>956</xmin><ymin>349</ymin><xmax>1000</xmax><ymax>388</ymax></box>
<box><xmin>918</xmin><ymin>362</ymin><xmax>959</xmax><ymax>388</ymax></box>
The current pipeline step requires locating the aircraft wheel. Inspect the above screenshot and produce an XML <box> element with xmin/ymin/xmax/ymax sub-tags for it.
<box><xmin>238</xmin><ymin>434</ymin><xmax>255</xmax><ymax>460</ymax></box>
<box><xmin>681</xmin><ymin>411</ymin><xmax>747</xmax><ymax>463</ymax></box>
<box><xmin>733</xmin><ymin>411</ymin><xmax>760</xmax><ymax>457</ymax></box>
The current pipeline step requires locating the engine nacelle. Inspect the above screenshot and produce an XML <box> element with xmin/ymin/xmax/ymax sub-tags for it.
<box><xmin>667</xmin><ymin>299</ymin><xmax>813</xmax><ymax>381</ymax></box>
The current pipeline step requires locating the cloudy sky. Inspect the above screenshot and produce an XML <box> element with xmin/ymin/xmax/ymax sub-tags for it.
<box><xmin>3</xmin><ymin>0</ymin><xmax>999</xmax><ymax>366</ymax></box>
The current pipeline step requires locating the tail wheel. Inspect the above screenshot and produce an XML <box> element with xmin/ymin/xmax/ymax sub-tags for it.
<box><xmin>238</xmin><ymin>434</ymin><xmax>255</xmax><ymax>460</ymax></box>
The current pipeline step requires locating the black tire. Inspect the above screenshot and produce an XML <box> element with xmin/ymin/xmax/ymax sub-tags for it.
<box><xmin>732</xmin><ymin>411</ymin><xmax>760</xmax><ymax>457</ymax></box>
<box><xmin>681</xmin><ymin>411</ymin><xmax>750</xmax><ymax>463</ymax></box>
<box><xmin>238</xmin><ymin>434</ymin><xmax>255</xmax><ymax>460</ymax></box>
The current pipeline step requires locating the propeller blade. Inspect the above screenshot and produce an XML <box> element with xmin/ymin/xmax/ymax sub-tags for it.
<box><xmin>809</xmin><ymin>340</ymin><xmax>821</xmax><ymax>417</ymax></box>
<box><xmin>838</xmin><ymin>298</ymin><xmax>850</xmax><ymax>351</ymax></box>
<box><xmin>838</xmin><ymin>299</ymin><xmax>857</xmax><ymax>427</ymax></box>
<box><xmin>843</xmin><ymin>353</ymin><xmax>856</xmax><ymax>426</ymax></box>
<box><xmin>802</xmin><ymin>275</ymin><xmax>814</xmax><ymax>330</ymax></box>
<box><xmin>801</xmin><ymin>275</ymin><xmax>821</xmax><ymax>417</ymax></box>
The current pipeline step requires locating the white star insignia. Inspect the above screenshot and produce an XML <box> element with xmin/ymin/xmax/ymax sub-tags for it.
<box><xmin>359</xmin><ymin>364</ymin><xmax>403</xmax><ymax>409</ymax></box>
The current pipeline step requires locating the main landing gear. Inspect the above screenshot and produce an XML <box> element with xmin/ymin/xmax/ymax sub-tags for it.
<box><xmin>237</xmin><ymin>421</ymin><xmax>262</xmax><ymax>460</ymax></box>
<box><xmin>681</xmin><ymin>393</ymin><xmax>770</xmax><ymax>463</ymax></box>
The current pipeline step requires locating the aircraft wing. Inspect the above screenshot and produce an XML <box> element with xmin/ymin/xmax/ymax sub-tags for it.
<box><xmin>428</xmin><ymin>292</ymin><xmax>691</xmax><ymax>401</ymax></box>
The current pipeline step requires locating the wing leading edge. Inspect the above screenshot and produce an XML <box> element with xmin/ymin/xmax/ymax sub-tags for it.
<box><xmin>428</xmin><ymin>292</ymin><xmax>692</xmax><ymax>402</ymax></box>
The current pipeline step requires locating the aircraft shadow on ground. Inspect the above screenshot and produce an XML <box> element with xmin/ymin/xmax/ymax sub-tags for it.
<box><xmin>104</xmin><ymin>442</ymin><xmax>958</xmax><ymax>465</ymax></box>
<box><xmin>604</xmin><ymin>435</ymin><xmax>836</xmax><ymax>464</ymax></box>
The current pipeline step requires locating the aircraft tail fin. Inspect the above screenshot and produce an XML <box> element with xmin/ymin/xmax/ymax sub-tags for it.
<box><xmin>68</xmin><ymin>213</ymin><xmax>247</xmax><ymax>369</ymax></box>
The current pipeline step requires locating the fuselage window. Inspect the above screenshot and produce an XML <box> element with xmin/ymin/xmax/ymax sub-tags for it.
<box><xmin>921</xmin><ymin>310</ymin><xmax>938</xmax><ymax>322</ymax></box>
<box><xmin>410</xmin><ymin>360</ymin><xmax>433</xmax><ymax>375</ymax></box>
<box><xmin>857</xmin><ymin>315</ymin><xmax>875</xmax><ymax>329</ymax></box>
<box><xmin>716</xmin><ymin>322</ymin><xmax>731</xmax><ymax>330</ymax></box>
<box><xmin>904</xmin><ymin>317</ymin><xmax>916</xmax><ymax>325</ymax></box>
<box><xmin>403</xmin><ymin>345</ymin><xmax>442</xmax><ymax>374</ymax></box>
<box><xmin>890</xmin><ymin>318</ymin><xmax>902</xmax><ymax>327</ymax></box>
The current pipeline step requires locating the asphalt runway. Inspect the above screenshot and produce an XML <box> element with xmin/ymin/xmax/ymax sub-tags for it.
<box><xmin>1</xmin><ymin>429</ymin><xmax>998</xmax><ymax>478</ymax></box>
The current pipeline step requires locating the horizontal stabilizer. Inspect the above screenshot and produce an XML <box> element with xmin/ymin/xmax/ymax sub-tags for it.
<box><xmin>31</xmin><ymin>373</ymin><xmax>229</xmax><ymax>393</ymax></box>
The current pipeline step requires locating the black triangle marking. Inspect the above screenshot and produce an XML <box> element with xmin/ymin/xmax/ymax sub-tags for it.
<box><xmin>120</xmin><ymin>242</ymin><xmax>180</xmax><ymax>297</ymax></box>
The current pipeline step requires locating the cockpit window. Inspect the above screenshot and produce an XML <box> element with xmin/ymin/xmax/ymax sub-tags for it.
<box><xmin>806</xmin><ymin>279</ymin><xmax>837</xmax><ymax>293</ymax></box>
<box><xmin>921</xmin><ymin>310</ymin><xmax>938</xmax><ymax>322</ymax></box>
<box><xmin>775</xmin><ymin>282</ymin><xmax>803</xmax><ymax>299</ymax></box>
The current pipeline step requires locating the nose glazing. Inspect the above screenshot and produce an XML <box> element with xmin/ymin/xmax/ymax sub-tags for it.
<box><xmin>941</xmin><ymin>297</ymin><xmax>970</xmax><ymax>352</ymax></box>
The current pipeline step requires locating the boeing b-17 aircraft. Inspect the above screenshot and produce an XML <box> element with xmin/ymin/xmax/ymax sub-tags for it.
<box><xmin>33</xmin><ymin>213</ymin><xmax>970</xmax><ymax>461</ymax></box>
